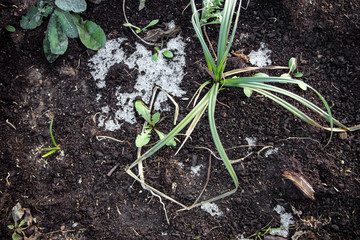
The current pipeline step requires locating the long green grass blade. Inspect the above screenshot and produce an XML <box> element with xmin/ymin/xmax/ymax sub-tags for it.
<box><xmin>208</xmin><ymin>83</ymin><xmax>238</xmax><ymax>189</ymax></box>
<box><xmin>128</xmin><ymin>91</ymin><xmax>211</xmax><ymax>170</ymax></box>
<box><xmin>49</xmin><ymin>118</ymin><xmax>59</xmax><ymax>148</ymax></box>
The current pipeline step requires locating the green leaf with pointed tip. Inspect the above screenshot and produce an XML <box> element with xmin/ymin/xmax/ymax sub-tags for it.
<box><xmin>162</xmin><ymin>50</ymin><xmax>173</xmax><ymax>58</ymax></box>
<box><xmin>43</xmin><ymin>33</ymin><xmax>60</xmax><ymax>62</ymax></box>
<box><xmin>47</xmin><ymin>13</ymin><xmax>68</xmax><ymax>55</ymax></box>
<box><xmin>152</xmin><ymin>112</ymin><xmax>160</xmax><ymax>124</ymax></box>
<box><xmin>136</xmin><ymin>129</ymin><xmax>151</xmax><ymax>147</ymax></box>
<box><xmin>244</xmin><ymin>87</ymin><xmax>253</xmax><ymax>98</ymax></box>
<box><xmin>55</xmin><ymin>0</ymin><xmax>87</xmax><ymax>13</ymax></box>
<box><xmin>152</xmin><ymin>53</ymin><xmax>158</xmax><ymax>61</ymax></box>
<box><xmin>8</xmin><ymin>225</ymin><xmax>15</xmax><ymax>230</ymax></box>
<box><xmin>135</xmin><ymin>100</ymin><xmax>152</xmax><ymax>124</ymax></box>
<box><xmin>54</xmin><ymin>8</ymin><xmax>78</xmax><ymax>38</ymax></box>
<box><xmin>72</xmin><ymin>14</ymin><xmax>106</xmax><ymax>50</ymax></box>
<box><xmin>289</xmin><ymin>57</ymin><xmax>297</xmax><ymax>73</ymax></box>
<box><xmin>154</xmin><ymin>129</ymin><xmax>176</xmax><ymax>146</ymax></box>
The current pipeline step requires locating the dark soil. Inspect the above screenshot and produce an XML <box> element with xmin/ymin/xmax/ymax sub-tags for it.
<box><xmin>1</xmin><ymin>0</ymin><xmax>359</xmax><ymax>239</ymax></box>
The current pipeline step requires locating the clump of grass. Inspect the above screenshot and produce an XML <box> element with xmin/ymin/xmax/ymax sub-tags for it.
<box><xmin>126</xmin><ymin>0</ymin><xmax>359</xmax><ymax>211</ymax></box>
<box><xmin>42</xmin><ymin>117</ymin><xmax>61</xmax><ymax>157</ymax></box>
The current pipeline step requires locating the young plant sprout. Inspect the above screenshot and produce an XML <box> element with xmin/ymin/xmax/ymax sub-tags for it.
<box><xmin>20</xmin><ymin>0</ymin><xmax>106</xmax><ymax>63</ymax></box>
<box><xmin>152</xmin><ymin>47</ymin><xmax>174</xmax><ymax>61</ymax></box>
<box><xmin>126</xmin><ymin>0</ymin><xmax>359</xmax><ymax>212</ymax></box>
<box><xmin>135</xmin><ymin>100</ymin><xmax>176</xmax><ymax>147</ymax></box>
<box><xmin>124</xmin><ymin>19</ymin><xmax>159</xmax><ymax>34</ymax></box>
<box><xmin>42</xmin><ymin>117</ymin><xmax>61</xmax><ymax>157</ymax></box>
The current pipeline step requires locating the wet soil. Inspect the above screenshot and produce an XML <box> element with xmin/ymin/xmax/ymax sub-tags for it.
<box><xmin>1</xmin><ymin>0</ymin><xmax>359</xmax><ymax>239</ymax></box>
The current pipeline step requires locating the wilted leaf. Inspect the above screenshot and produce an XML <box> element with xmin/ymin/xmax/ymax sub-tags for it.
<box><xmin>12</xmin><ymin>203</ymin><xmax>24</xmax><ymax>223</ymax></box>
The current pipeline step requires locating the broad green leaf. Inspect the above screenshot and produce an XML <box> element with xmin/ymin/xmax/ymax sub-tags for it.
<box><xmin>145</xmin><ymin>19</ymin><xmax>159</xmax><ymax>29</ymax></box>
<box><xmin>136</xmin><ymin>130</ymin><xmax>151</xmax><ymax>147</ymax></box>
<box><xmin>55</xmin><ymin>0</ymin><xmax>87</xmax><ymax>13</ymax></box>
<box><xmin>20</xmin><ymin>6</ymin><xmax>44</xmax><ymax>29</ymax></box>
<box><xmin>73</xmin><ymin>14</ymin><xmax>106</xmax><ymax>50</ymax></box>
<box><xmin>8</xmin><ymin>225</ymin><xmax>15</xmax><ymax>230</ymax></box>
<box><xmin>298</xmin><ymin>81</ymin><xmax>307</xmax><ymax>90</ymax></box>
<box><xmin>47</xmin><ymin>13</ymin><xmax>68</xmax><ymax>55</ymax></box>
<box><xmin>163</xmin><ymin>50</ymin><xmax>173</xmax><ymax>58</ymax></box>
<box><xmin>244</xmin><ymin>87</ymin><xmax>253</xmax><ymax>97</ymax></box>
<box><xmin>43</xmin><ymin>33</ymin><xmax>60</xmax><ymax>62</ymax></box>
<box><xmin>154</xmin><ymin>129</ymin><xmax>176</xmax><ymax>146</ymax></box>
<box><xmin>152</xmin><ymin>53</ymin><xmax>158</xmax><ymax>61</ymax></box>
<box><xmin>135</xmin><ymin>100</ymin><xmax>152</xmax><ymax>124</ymax></box>
<box><xmin>294</xmin><ymin>72</ymin><xmax>303</xmax><ymax>78</ymax></box>
<box><xmin>12</xmin><ymin>232</ymin><xmax>22</xmax><ymax>240</ymax></box>
<box><xmin>152</xmin><ymin>112</ymin><xmax>160</xmax><ymax>124</ymax></box>
<box><xmin>288</xmin><ymin>57</ymin><xmax>297</xmax><ymax>73</ymax></box>
<box><xmin>54</xmin><ymin>8</ymin><xmax>78</xmax><ymax>38</ymax></box>
<box><xmin>5</xmin><ymin>25</ymin><xmax>15</xmax><ymax>32</ymax></box>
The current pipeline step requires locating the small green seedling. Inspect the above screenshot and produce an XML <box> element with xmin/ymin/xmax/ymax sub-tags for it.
<box><xmin>152</xmin><ymin>46</ymin><xmax>174</xmax><ymax>61</ymax></box>
<box><xmin>42</xmin><ymin>117</ymin><xmax>61</xmax><ymax>157</ymax></box>
<box><xmin>124</xmin><ymin>19</ymin><xmax>159</xmax><ymax>34</ymax></box>
<box><xmin>200</xmin><ymin>0</ymin><xmax>224</xmax><ymax>26</ymax></box>
<box><xmin>135</xmin><ymin>100</ymin><xmax>176</xmax><ymax>148</ymax></box>
<box><xmin>8</xmin><ymin>203</ymin><xmax>32</xmax><ymax>240</ymax></box>
<box><xmin>20</xmin><ymin>0</ymin><xmax>106</xmax><ymax>62</ymax></box>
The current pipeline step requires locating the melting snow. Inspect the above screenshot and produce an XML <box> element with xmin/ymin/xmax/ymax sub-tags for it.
<box><xmin>88</xmin><ymin>35</ymin><xmax>187</xmax><ymax>131</ymax></box>
<box><xmin>249</xmin><ymin>42</ymin><xmax>272</xmax><ymax>67</ymax></box>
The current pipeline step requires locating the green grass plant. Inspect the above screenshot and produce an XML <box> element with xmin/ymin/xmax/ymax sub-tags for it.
<box><xmin>126</xmin><ymin>0</ymin><xmax>359</xmax><ymax>211</ymax></box>
<box><xmin>42</xmin><ymin>117</ymin><xmax>61</xmax><ymax>157</ymax></box>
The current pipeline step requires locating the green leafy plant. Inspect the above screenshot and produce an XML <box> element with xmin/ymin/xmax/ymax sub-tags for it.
<box><xmin>200</xmin><ymin>0</ymin><xmax>224</xmax><ymax>26</ymax></box>
<box><xmin>126</xmin><ymin>0</ymin><xmax>359</xmax><ymax>211</ymax></box>
<box><xmin>42</xmin><ymin>117</ymin><xmax>61</xmax><ymax>157</ymax></box>
<box><xmin>124</xmin><ymin>19</ymin><xmax>159</xmax><ymax>34</ymax></box>
<box><xmin>8</xmin><ymin>203</ymin><xmax>34</xmax><ymax>240</ymax></box>
<box><xmin>135</xmin><ymin>100</ymin><xmax>176</xmax><ymax>148</ymax></box>
<box><xmin>152</xmin><ymin>46</ymin><xmax>174</xmax><ymax>61</ymax></box>
<box><xmin>20</xmin><ymin>0</ymin><xmax>106</xmax><ymax>62</ymax></box>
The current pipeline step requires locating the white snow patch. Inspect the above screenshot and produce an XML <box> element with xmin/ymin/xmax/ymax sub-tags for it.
<box><xmin>191</xmin><ymin>164</ymin><xmax>203</xmax><ymax>176</ymax></box>
<box><xmin>265</xmin><ymin>147</ymin><xmax>279</xmax><ymax>157</ymax></box>
<box><xmin>245</xmin><ymin>137</ymin><xmax>257</xmax><ymax>147</ymax></box>
<box><xmin>269</xmin><ymin>205</ymin><xmax>294</xmax><ymax>237</ymax></box>
<box><xmin>88</xmin><ymin>35</ymin><xmax>187</xmax><ymax>131</ymax></box>
<box><xmin>201</xmin><ymin>202</ymin><xmax>223</xmax><ymax>216</ymax></box>
<box><xmin>249</xmin><ymin>42</ymin><xmax>272</xmax><ymax>67</ymax></box>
